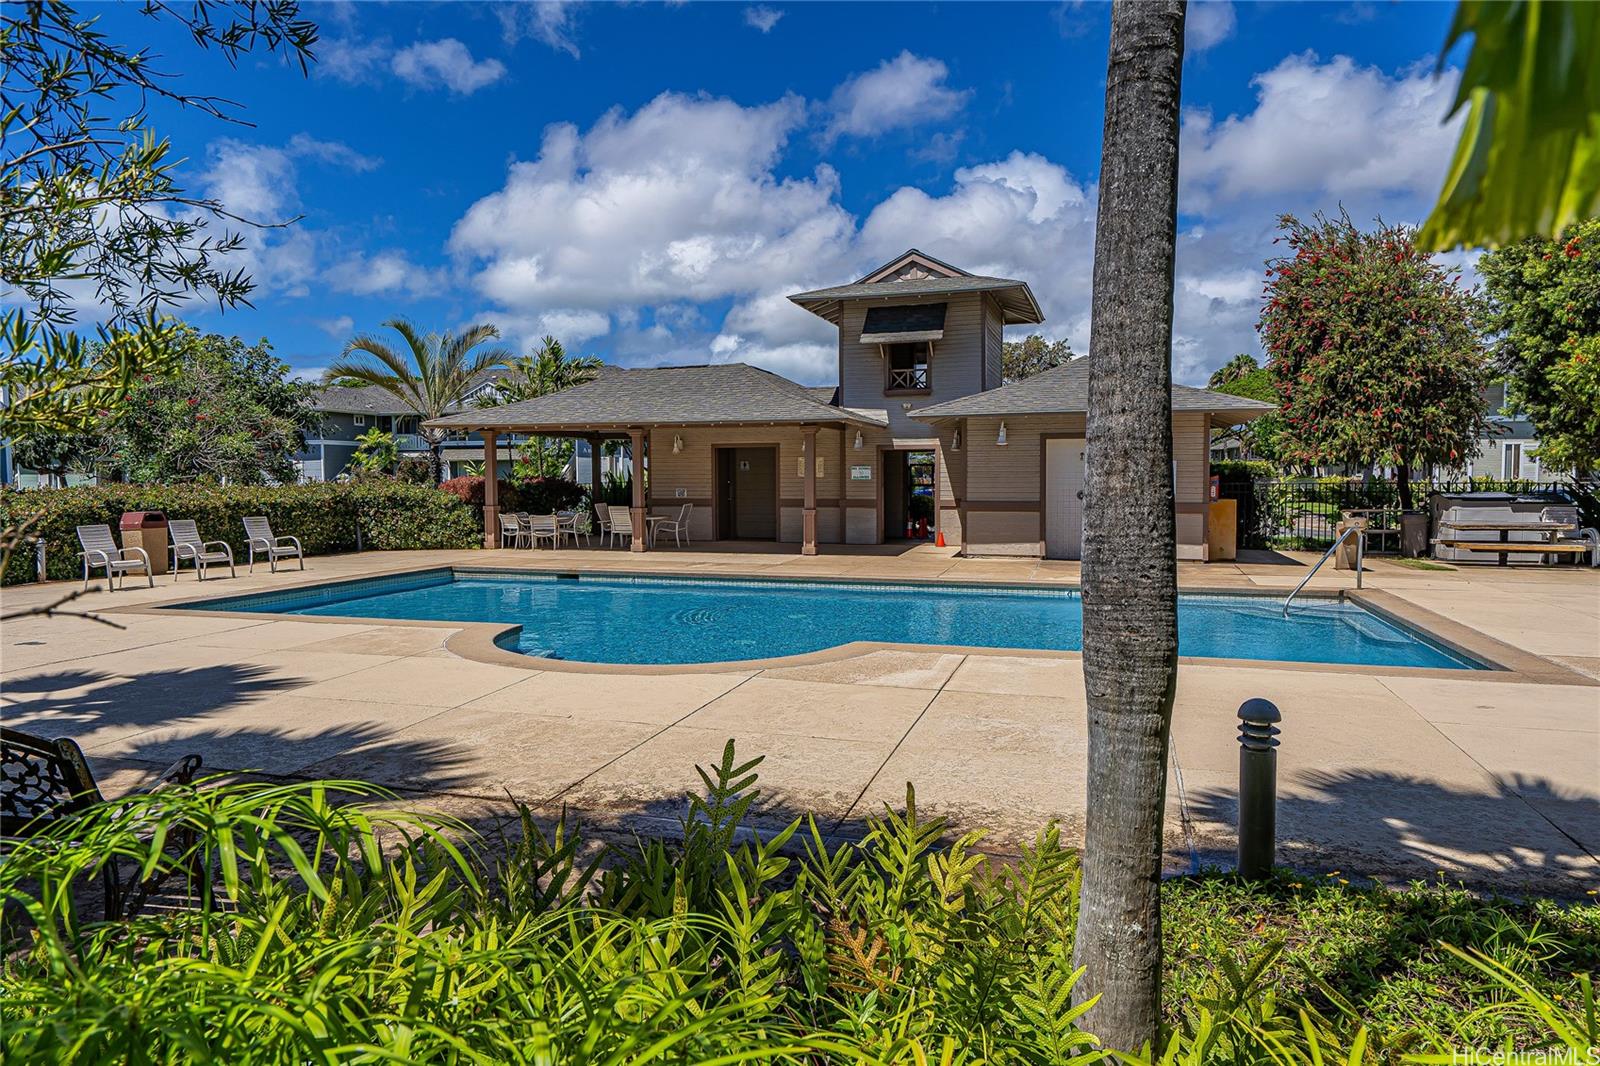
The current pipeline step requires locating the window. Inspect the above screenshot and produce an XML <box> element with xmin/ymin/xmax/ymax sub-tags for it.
<box><xmin>884</xmin><ymin>342</ymin><xmax>931</xmax><ymax>393</ymax></box>
<box><xmin>353</xmin><ymin>414</ymin><xmax>365</xmax><ymax>426</ymax></box>
<box><xmin>1504</xmin><ymin>442</ymin><xmax>1522</xmax><ymax>479</ymax></box>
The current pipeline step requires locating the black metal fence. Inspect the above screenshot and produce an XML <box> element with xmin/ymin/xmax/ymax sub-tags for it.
<box><xmin>1215</xmin><ymin>476</ymin><xmax>1594</xmax><ymax>551</ymax></box>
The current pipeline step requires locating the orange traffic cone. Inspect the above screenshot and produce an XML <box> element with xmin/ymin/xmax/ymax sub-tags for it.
<box><xmin>935</xmin><ymin>530</ymin><xmax>946</xmax><ymax>547</ymax></box>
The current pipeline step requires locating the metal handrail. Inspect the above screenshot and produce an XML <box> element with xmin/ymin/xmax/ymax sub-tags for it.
<box><xmin>1283</xmin><ymin>524</ymin><xmax>1363</xmax><ymax>618</ymax></box>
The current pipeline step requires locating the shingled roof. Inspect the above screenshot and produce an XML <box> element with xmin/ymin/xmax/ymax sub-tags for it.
<box><xmin>789</xmin><ymin>248</ymin><xmax>1045</xmax><ymax>326</ymax></box>
<box><xmin>426</xmin><ymin>363</ymin><xmax>884</xmax><ymax>432</ymax></box>
<box><xmin>915</xmin><ymin>358</ymin><xmax>1277</xmax><ymax>422</ymax></box>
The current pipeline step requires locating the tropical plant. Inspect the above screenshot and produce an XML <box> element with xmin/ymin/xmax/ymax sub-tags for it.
<box><xmin>1074</xmin><ymin>0</ymin><xmax>1186</xmax><ymax>1050</ymax></box>
<box><xmin>350</xmin><ymin>427</ymin><xmax>400</xmax><ymax>475</ymax></box>
<box><xmin>1210</xmin><ymin>366</ymin><xmax>1285</xmax><ymax>463</ymax></box>
<box><xmin>1420</xmin><ymin>0</ymin><xmax>1600</xmax><ymax>250</ymax></box>
<box><xmin>1002</xmin><ymin>334</ymin><xmax>1075</xmax><ymax>382</ymax></box>
<box><xmin>480</xmin><ymin>336</ymin><xmax>603</xmax><ymax>479</ymax></box>
<box><xmin>1477</xmin><ymin>218</ymin><xmax>1600</xmax><ymax>475</ymax></box>
<box><xmin>327</xmin><ymin>320</ymin><xmax>512</xmax><ymax>483</ymax></box>
<box><xmin>1259</xmin><ymin>211</ymin><xmax>1491</xmax><ymax>509</ymax></box>
<box><xmin>1207</xmin><ymin>353</ymin><xmax>1259</xmax><ymax>389</ymax></box>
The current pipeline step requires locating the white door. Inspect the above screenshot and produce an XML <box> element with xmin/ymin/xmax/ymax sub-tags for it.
<box><xmin>1044</xmin><ymin>437</ymin><xmax>1086</xmax><ymax>559</ymax></box>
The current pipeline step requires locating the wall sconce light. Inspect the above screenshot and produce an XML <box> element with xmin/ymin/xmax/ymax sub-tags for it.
<box><xmin>672</xmin><ymin>434</ymin><xmax>683</xmax><ymax>454</ymax></box>
<box><xmin>952</xmin><ymin>428</ymin><xmax>962</xmax><ymax>451</ymax></box>
<box><xmin>853</xmin><ymin>431</ymin><xmax>863</xmax><ymax>450</ymax></box>
<box><xmin>996</xmin><ymin>422</ymin><xmax>1008</xmax><ymax>447</ymax></box>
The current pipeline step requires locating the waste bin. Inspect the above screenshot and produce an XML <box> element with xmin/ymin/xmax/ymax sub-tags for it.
<box><xmin>1400</xmin><ymin>511</ymin><xmax>1428</xmax><ymax>558</ymax></box>
<box><xmin>120</xmin><ymin>511</ymin><xmax>169</xmax><ymax>575</ymax></box>
<box><xmin>1334</xmin><ymin>516</ymin><xmax>1366</xmax><ymax>570</ymax></box>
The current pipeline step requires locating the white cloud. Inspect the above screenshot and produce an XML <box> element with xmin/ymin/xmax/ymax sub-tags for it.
<box><xmin>1186</xmin><ymin>1</ymin><xmax>1236</xmax><ymax>53</ymax></box>
<box><xmin>495</xmin><ymin>1</ymin><xmax>582</xmax><ymax>59</ymax></box>
<box><xmin>314</xmin><ymin>315</ymin><xmax>355</xmax><ymax>339</ymax></box>
<box><xmin>392</xmin><ymin>39</ymin><xmax>507</xmax><ymax>95</ymax></box>
<box><xmin>285</xmin><ymin>133</ymin><xmax>381</xmax><ymax>173</ymax></box>
<box><xmin>822</xmin><ymin>52</ymin><xmax>970</xmax><ymax>142</ymax></box>
<box><xmin>1180</xmin><ymin>53</ymin><xmax>1461</xmax><ymax>210</ymax></box>
<box><xmin>744</xmin><ymin>6</ymin><xmax>783</xmax><ymax>32</ymax></box>
<box><xmin>317</xmin><ymin>36</ymin><xmax>390</xmax><ymax>84</ymax></box>
<box><xmin>324</xmin><ymin>249</ymin><xmax>441</xmax><ymax>297</ymax></box>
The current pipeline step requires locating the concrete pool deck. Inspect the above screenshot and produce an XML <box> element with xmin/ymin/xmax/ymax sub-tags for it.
<box><xmin>3</xmin><ymin>543</ymin><xmax>1597</xmax><ymax>896</ymax></box>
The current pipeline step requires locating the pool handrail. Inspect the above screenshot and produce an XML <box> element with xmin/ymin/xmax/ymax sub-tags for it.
<box><xmin>1283</xmin><ymin>524</ymin><xmax>1363</xmax><ymax>618</ymax></box>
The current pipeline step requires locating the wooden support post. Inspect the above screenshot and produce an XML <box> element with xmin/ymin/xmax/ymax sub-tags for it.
<box><xmin>629</xmin><ymin>427</ymin><xmax>648</xmax><ymax>552</ymax></box>
<box><xmin>482</xmin><ymin>430</ymin><xmax>499</xmax><ymax>549</ymax></box>
<box><xmin>801</xmin><ymin>425</ymin><xmax>818</xmax><ymax>556</ymax></box>
<box><xmin>588</xmin><ymin>435</ymin><xmax>603</xmax><ymax>515</ymax></box>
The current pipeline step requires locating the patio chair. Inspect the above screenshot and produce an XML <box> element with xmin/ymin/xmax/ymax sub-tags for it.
<box><xmin>242</xmin><ymin>516</ymin><xmax>304</xmax><ymax>573</ymax></box>
<box><xmin>607</xmin><ymin>507</ymin><xmax>635</xmax><ymax>549</ymax></box>
<box><xmin>652</xmin><ymin>503</ymin><xmax>694</xmax><ymax>548</ymax></box>
<box><xmin>1</xmin><ymin>726</ymin><xmax>203</xmax><ymax>920</ymax></box>
<box><xmin>75</xmin><ymin>524</ymin><xmax>153</xmax><ymax>591</ymax></box>
<box><xmin>556</xmin><ymin>510</ymin><xmax>588</xmax><ymax>547</ymax></box>
<box><xmin>499</xmin><ymin>513</ymin><xmax>525</xmax><ymax>549</ymax></box>
<box><xmin>1541</xmin><ymin>506</ymin><xmax>1600</xmax><ymax>567</ymax></box>
<box><xmin>527</xmin><ymin>514</ymin><xmax>561</xmax><ymax>549</ymax></box>
<box><xmin>168</xmin><ymin>519</ymin><xmax>236</xmax><ymax>581</ymax></box>
<box><xmin>594</xmin><ymin>502</ymin><xmax>614</xmax><ymax>540</ymax></box>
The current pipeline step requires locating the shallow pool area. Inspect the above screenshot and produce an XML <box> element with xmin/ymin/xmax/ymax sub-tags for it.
<box><xmin>179</xmin><ymin>569</ymin><xmax>1484</xmax><ymax>670</ymax></box>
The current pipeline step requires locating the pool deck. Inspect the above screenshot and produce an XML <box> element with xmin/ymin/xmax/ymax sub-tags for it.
<box><xmin>3</xmin><ymin>543</ymin><xmax>1597</xmax><ymax>896</ymax></box>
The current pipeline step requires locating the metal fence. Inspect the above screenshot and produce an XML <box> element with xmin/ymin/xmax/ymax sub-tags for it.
<box><xmin>1215</xmin><ymin>476</ymin><xmax>1592</xmax><ymax>550</ymax></box>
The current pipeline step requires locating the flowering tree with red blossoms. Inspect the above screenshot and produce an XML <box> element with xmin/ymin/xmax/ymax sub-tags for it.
<box><xmin>1259</xmin><ymin>212</ymin><xmax>1491</xmax><ymax>509</ymax></box>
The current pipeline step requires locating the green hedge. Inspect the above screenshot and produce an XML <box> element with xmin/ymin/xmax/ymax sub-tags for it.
<box><xmin>0</xmin><ymin>481</ymin><xmax>482</xmax><ymax>585</ymax></box>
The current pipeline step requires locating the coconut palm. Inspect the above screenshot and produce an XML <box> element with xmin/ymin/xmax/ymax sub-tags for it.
<box><xmin>1207</xmin><ymin>352</ymin><xmax>1259</xmax><ymax>390</ymax></box>
<box><xmin>1072</xmin><ymin>0</ymin><xmax>1186</xmax><ymax>1051</ymax></box>
<box><xmin>478</xmin><ymin>335</ymin><xmax>602</xmax><ymax>479</ymax></box>
<box><xmin>326</xmin><ymin>319</ymin><xmax>511</xmax><ymax>483</ymax></box>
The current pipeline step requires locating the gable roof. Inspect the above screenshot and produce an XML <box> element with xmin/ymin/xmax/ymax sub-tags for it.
<box><xmin>915</xmin><ymin>358</ymin><xmax>1278</xmax><ymax>423</ymax></box>
<box><xmin>426</xmin><ymin>363</ymin><xmax>884</xmax><ymax>432</ymax></box>
<box><xmin>857</xmin><ymin>248</ymin><xmax>971</xmax><ymax>283</ymax></box>
<box><xmin>789</xmin><ymin>248</ymin><xmax>1044</xmax><ymax>327</ymax></box>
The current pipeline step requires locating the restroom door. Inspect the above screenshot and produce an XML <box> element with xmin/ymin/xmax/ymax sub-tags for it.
<box><xmin>1044</xmin><ymin>437</ymin><xmax>1086</xmax><ymax>560</ymax></box>
<box><xmin>717</xmin><ymin>447</ymin><xmax>777</xmax><ymax>539</ymax></box>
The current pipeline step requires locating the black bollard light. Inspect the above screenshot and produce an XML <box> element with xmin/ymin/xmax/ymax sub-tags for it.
<box><xmin>1236</xmin><ymin>697</ymin><xmax>1281</xmax><ymax>879</ymax></box>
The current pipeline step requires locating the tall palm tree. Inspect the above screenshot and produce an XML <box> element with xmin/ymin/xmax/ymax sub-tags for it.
<box><xmin>326</xmin><ymin>319</ymin><xmax>510</xmax><ymax>483</ymax></box>
<box><xmin>478</xmin><ymin>335</ymin><xmax>602</xmax><ymax>479</ymax></box>
<box><xmin>1072</xmin><ymin>0</ymin><xmax>1186</xmax><ymax>1051</ymax></box>
<box><xmin>1207</xmin><ymin>352</ymin><xmax>1258</xmax><ymax>390</ymax></box>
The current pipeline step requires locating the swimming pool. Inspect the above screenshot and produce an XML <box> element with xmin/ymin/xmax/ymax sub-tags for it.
<box><xmin>182</xmin><ymin>569</ymin><xmax>1482</xmax><ymax>670</ymax></box>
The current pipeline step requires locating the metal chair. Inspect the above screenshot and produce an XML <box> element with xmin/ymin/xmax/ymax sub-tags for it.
<box><xmin>1</xmin><ymin>727</ymin><xmax>202</xmax><ymax>920</ymax></box>
<box><xmin>527</xmin><ymin>514</ymin><xmax>560</xmax><ymax>549</ymax></box>
<box><xmin>499</xmin><ymin>513</ymin><xmax>525</xmax><ymax>549</ymax></box>
<box><xmin>652</xmin><ymin>503</ymin><xmax>693</xmax><ymax>548</ymax></box>
<box><xmin>242</xmin><ymin>516</ymin><xmax>304</xmax><ymax>573</ymax></box>
<box><xmin>75</xmin><ymin>524</ymin><xmax>152</xmax><ymax>590</ymax></box>
<box><xmin>168</xmin><ymin>519</ymin><xmax>236</xmax><ymax>581</ymax></box>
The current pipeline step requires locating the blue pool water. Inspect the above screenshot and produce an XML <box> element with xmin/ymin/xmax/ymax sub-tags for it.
<box><xmin>186</xmin><ymin>569</ymin><xmax>1481</xmax><ymax>670</ymax></box>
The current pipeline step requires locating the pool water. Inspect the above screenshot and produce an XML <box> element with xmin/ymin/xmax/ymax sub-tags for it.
<box><xmin>188</xmin><ymin>570</ymin><xmax>1481</xmax><ymax>670</ymax></box>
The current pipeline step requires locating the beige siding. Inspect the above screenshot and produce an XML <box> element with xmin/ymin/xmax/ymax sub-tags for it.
<box><xmin>965</xmin><ymin>511</ymin><xmax>1040</xmax><ymax>556</ymax></box>
<box><xmin>838</xmin><ymin>292</ymin><xmax>985</xmax><ymax>436</ymax></box>
<box><xmin>983</xmin><ymin>296</ymin><xmax>1004</xmax><ymax>391</ymax></box>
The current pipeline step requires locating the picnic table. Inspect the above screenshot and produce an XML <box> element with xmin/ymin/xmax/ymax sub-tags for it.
<box><xmin>1434</xmin><ymin>519</ymin><xmax>1581</xmax><ymax>566</ymax></box>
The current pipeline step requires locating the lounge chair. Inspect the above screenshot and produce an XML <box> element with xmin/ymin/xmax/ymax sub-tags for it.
<box><xmin>75</xmin><ymin>524</ymin><xmax>153</xmax><ymax>590</ymax></box>
<box><xmin>652</xmin><ymin>503</ymin><xmax>693</xmax><ymax>547</ymax></box>
<box><xmin>2</xmin><ymin>726</ymin><xmax>202</xmax><ymax>919</ymax></box>
<box><xmin>499</xmin><ymin>513</ymin><xmax>525</xmax><ymax>549</ymax></box>
<box><xmin>242</xmin><ymin>516</ymin><xmax>304</xmax><ymax>573</ymax></box>
<box><xmin>168</xmin><ymin>519</ymin><xmax>236</xmax><ymax>581</ymax></box>
<box><xmin>526</xmin><ymin>514</ymin><xmax>560</xmax><ymax>549</ymax></box>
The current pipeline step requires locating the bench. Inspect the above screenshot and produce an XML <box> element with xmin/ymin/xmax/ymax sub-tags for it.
<box><xmin>1434</xmin><ymin>540</ymin><xmax>1590</xmax><ymax>566</ymax></box>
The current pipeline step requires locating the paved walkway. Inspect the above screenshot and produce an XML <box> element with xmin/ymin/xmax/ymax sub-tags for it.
<box><xmin>3</xmin><ymin>544</ymin><xmax>1596</xmax><ymax>895</ymax></box>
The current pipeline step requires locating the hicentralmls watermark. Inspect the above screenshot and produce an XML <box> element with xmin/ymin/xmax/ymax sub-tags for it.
<box><xmin>1406</xmin><ymin>1050</ymin><xmax>1600</xmax><ymax>1066</ymax></box>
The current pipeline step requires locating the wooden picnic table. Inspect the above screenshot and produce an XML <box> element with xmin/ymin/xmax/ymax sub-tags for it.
<box><xmin>1435</xmin><ymin>519</ymin><xmax>1578</xmax><ymax>566</ymax></box>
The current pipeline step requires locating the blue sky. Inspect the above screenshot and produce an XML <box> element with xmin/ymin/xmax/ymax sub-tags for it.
<box><xmin>110</xmin><ymin>0</ymin><xmax>1469</xmax><ymax>385</ymax></box>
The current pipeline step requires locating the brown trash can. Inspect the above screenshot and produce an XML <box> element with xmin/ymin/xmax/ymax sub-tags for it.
<box><xmin>1400</xmin><ymin>512</ymin><xmax>1428</xmax><ymax>558</ymax></box>
<box><xmin>119</xmin><ymin>511</ymin><xmax>170</xmax><ymax>575</ymax></box>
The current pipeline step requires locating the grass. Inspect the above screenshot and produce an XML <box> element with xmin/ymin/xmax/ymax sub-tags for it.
<box><xmin>2</xmin><ymin>745</ymin><xmax>1596</xmax><ymax>1063</ymax></box>
<box><xmin>1384</xmin><ymin>557</ymin><xmax>1457</xmax><ymax>571</ymax></box>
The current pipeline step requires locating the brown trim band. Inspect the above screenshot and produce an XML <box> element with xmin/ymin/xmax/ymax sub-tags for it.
<box><xmin>965</xmin><ymin>500</ymin><xmax>1043</xmax><ymax>513</ymax></box>
<box><xmin>779</xmin><ymin>497</ymin><xmax>842</xmax><ymax>509</ymax></box>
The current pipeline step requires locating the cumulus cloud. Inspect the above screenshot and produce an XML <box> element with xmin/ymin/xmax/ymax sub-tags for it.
<box><xmin>744</xmin><ymin>6</ymin><xmax>783</xmax><ymax>32</ymax></box>
<box><xmin>822</xmin><ymin>52</ymin><xmax>970</xmax><ymax>142</ymax></box>
<box><xmin>285</xmin><ymin>133</ymin><xmax>381</xmax><ymax>173</ymax></box>
<box><xmin>1186</xmin><ymin>1</ymin><xmax>1236</xmax><ymax>52</ymax></box>
<box><xmin>324</xmin><ymin>249</ymin><xmax>442</xmax><ymax>298</ymax></box>
<box><xmin>317</xmin><ymin>36</ymin><xmax>390</xmax><ymax>84</ymax></box>
<box><xmin>392</xmin><ymin>38</ymin><xmax>507</xmax><ymax>95</ymax></box>
<box><xmin>315</xmin><ymin>315</ymin><xmax>355</xmax><ymax>339</ymax></box>
<box><xmin>495</xmin><ymin>1</ymin><xmax>582</xmax><ymax>58</ymax></box>
<box><xmin>1180</xmin><ymin>53</ymin><xmax>1461</xmax><ymax>210</ymax></box>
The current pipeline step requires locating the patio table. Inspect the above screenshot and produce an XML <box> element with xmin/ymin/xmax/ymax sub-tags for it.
<box><xmin>645</xmin><ymin>515</ymin><xmax>671</xmax><ymax>545</ymax></box>
<box><xmin>1437</xmin><ymin>520</ymin><xmax>1576</xmax><ymax>566</ymax></box>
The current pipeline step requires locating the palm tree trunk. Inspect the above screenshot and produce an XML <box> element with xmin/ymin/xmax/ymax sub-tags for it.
<box><xmin>1072</xmin><ymin>0</ymin><xmax>1186</xmax><ymax>1052</ymax></box>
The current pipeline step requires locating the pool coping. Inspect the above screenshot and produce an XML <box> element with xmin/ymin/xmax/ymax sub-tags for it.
<box><xmin>125</xmin><ymin>562</ymin><xmax>1596</xmax><ymax>685</ymax></box>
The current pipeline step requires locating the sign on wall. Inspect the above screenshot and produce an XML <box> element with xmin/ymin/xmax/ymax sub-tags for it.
<box><xmin>850</xmin><ymin>465</ymin><xmax>873</xmax><ymax>481</ymax></box>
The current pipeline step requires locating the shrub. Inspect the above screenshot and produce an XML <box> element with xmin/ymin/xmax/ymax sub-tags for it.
<box><xmin>514</xmin><ymin>475</ymin><xmax>586</xmax><ymax>513</ymax></box>
<box><xmin>1</xmin><ymin>744</ymin><xmax>1594</xmax><ymax>1061</ymax></box>
<box><xmin>0</xmin><ymin>480</ymin><xmax>481</xmax><ymax>585</ymax></box>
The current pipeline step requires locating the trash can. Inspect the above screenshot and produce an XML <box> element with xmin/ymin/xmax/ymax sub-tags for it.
<box><xmin>1400</xmin><ymin>511</ymin><xmax>1428</xmax><ymax>558</ymax></box>
<box><xmin>1334</xmin><ymin>515</ymin><xmax>1366</xmax><ymax>570</ymax></box>
<box><xmin>119</xmin><ymin>511</ymin><xmax>169</xmax><ymax>575</ymax></box>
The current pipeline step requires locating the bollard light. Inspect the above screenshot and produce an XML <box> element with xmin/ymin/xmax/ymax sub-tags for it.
<box><xmin>1236</xmin><ymin>697</ymin><xmax>1281</xmax><ymax>880</ymax></box>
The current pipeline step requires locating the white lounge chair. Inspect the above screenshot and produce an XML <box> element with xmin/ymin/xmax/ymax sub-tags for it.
<box><xmin>606</xmin><ymin>506</ymin><xmax>634</xmax><ymax>549</ymax></box>
<box><xmin>526</xmin><ymin>514</ymin><xmax>560</xmax><ymax>549</ymax></box>
<box><xmin>652</xmin><ymin>503</ymin><xmax>693</xmax><ymax>547</ymax></box>
<box><xmin>75</xmin><ymin>524</ymin><xmax>153</xmax><ymax>590</ymax></box>
<box><xmin>168</xmin><ymin>519</ymin><xmax>236</xmax><ymax>581</ymax></box>
<box><xmin>242</xmin><ymin>516</ymin><xmax>304</xmax><ymax>573</ymax></box>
